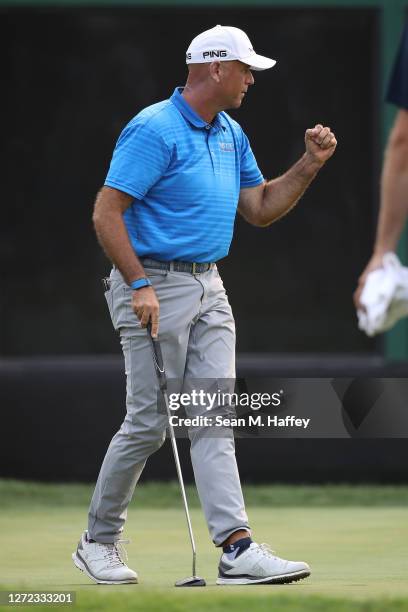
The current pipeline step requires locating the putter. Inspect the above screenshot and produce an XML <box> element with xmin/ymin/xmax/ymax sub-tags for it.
<box><xmin>147</xmin><ymin>322</ymin><xmax>206</xmax><ymax>587</ymax></box>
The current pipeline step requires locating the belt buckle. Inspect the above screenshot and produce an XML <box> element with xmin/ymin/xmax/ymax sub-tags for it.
<box><xmin>192</xmin><ymin>262</ymin><xmax>197</xmax><ymax>275</ymax></box>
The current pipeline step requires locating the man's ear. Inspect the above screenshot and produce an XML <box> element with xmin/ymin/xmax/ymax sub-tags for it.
<box><xmin>209</xmin><ymin>61</ymin><xmax>222</xmax><ymax>83</ymax></box>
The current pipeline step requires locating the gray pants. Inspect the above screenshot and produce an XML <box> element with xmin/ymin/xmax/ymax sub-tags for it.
<box><xmin>88</xmin><ymin>265</ymin><xmax>250</xmax><ymax>546</ymax></box>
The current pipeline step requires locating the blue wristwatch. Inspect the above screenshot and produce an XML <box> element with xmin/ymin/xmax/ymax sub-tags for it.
<box><xmin>130</xmin><ymin>277</ymin><xmax>152</xmax><ymax>290</ymax></box>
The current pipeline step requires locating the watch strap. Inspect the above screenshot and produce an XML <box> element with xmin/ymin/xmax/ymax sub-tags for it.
<box><xmin>130</xmin><ymin>277</ymin><xmax>152</xmax><ymax>290</ymax></box>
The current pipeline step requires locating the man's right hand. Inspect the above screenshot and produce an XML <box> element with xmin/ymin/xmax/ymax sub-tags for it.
<box><xmin>353</xmin><ymin>252</ymin><xmax>386</xmax><ymax>309</ymax></box>
<box><xmin>132</xmin><ymin>287</ymin><xmax>160</xmax><ymax>337</ymax></box>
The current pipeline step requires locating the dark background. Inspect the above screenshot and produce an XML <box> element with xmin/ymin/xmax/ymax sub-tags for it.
<box><xmin>1</xmin><ymin>357</ymin><xmax>408</xmax><ymax>483</ymax></box>
<box><xmin>1</xmin><ymin>7</ymin><xmax>379</xmax><ymax>355</ymax></box>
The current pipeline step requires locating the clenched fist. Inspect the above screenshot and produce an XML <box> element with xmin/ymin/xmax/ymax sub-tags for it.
<box><xmin>305</xmin><ymin>124</ymin><xmax>337</xmax><ymax>164</ymax></box>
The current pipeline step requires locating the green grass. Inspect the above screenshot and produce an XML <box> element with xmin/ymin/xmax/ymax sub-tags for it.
<box><xmin>1</xmin><ymin>591</ymin><xmax>407</xmax><ymax>612</ymax></box>
<box><xmin>1</xmin><ymin>479</ymin><xmax>408</xmax><ymax>508</ymax></box>
<box><xmin>0</xmin><ymin>481</ymin><xmax>408</xmax><ymax>611</ymax></box>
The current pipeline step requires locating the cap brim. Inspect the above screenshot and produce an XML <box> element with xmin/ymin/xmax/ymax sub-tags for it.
<box><xmin>240</xmin><ymin>53</ymin><xmax>276</xmax><ymax>71</ymax></box>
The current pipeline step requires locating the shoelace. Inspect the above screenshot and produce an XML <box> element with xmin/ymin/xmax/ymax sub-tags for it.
<box><xmin>94</xmin><ymin>539</ymin><xmax>130</xmax><ymax>567</ymax></box>
<box><xmin>255</xmin><ymin>543</ymin><xmax>278</xmax><ymax>560</ymax></box>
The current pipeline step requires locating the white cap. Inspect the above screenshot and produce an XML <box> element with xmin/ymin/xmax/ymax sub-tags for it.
<box><xmin>186</xmin><ymin>25</ymin><xmax>276</xmax><ymax>71</ymax></box>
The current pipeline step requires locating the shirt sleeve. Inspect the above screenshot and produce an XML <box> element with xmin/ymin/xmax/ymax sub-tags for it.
<box><xmin>239</xmin><ymin>129</ymin><xmax>264</xmax><ymax>188</ymax></box>
<box><xmin>104</xmin><ymin>119</ymin><xmax>172</xmax><ymax>199</ymax></box>
<box><xmin>386</xmin><ymin>23</ymin><xmax>408</xmax><ymax>109</ymax></box>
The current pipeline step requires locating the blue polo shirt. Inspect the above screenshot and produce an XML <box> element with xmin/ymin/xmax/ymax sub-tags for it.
<box><xmin>104</xmin><ymin>87</ymin><xmax>264</xmax><ymax>262</ymax></box>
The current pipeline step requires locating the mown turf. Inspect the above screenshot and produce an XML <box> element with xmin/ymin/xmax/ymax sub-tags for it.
<box><xmin>1</xmin><ymin>479</ymin><xmax>408</xmax><ymax>508</ymax></box>
<box><xmin>0</xmin><ymin>482</ymin><xmax>407</xmax><ymax>611</ymax></box>
<box><xmin>1</xmin><ymin>590</ymin><xmax>408</xmax><ymax>612</ymax></box>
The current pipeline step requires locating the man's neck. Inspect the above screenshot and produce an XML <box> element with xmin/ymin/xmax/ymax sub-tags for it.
<box><xmin>181</xmin><ymin>86</ymin><xmax>219</xmax><ymax>125</ymax></box>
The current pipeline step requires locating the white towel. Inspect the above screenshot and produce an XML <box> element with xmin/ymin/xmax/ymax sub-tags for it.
<box><xmin>357</xmin><ymin>252</ymin><xmax>408</xmax><ymax>336</ymax></box>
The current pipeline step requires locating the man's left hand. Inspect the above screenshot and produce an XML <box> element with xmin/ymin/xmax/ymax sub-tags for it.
<box><xmin>305</xmin><ymin>124</ymin><xmax>337</xmax><ymax>164</ymax></box>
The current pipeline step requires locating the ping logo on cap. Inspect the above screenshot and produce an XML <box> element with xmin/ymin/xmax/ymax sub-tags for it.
<box><xmin>186</xmin><ymin>25</ymin><xmax>276</xmax><ymax>70</ymax></box>
<box><xmin>203</xmin><ymin>50</ymin><xmax>228</xmax><ymax>59</ymax></box>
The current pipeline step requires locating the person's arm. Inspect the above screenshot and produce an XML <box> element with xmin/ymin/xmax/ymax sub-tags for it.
<box><xmin>93</xmin><ymin>186</ymin><xmax>160</xmax><ymax>337</ymax></box>
<box><xmin>354</xmin><ymin>109</ymin><xmax>408</xmax><ymax>307</ymax></box>
<box><xmin>238</xmin><ymin>124</ymin><xmax>337</xmax><ymax>226</ymax></box>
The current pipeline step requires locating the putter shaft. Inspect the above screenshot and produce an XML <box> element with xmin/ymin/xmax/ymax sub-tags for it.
<box><xmin>147</xmin><ymin>325</ymin><xmax>197</xmax><ymax>579</ymax></box>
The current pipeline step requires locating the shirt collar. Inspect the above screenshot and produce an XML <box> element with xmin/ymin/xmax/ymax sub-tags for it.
<box><xmin>170</xmin><ymin>87</ymin><xmax>226</xmax><ymax>131</ymax></box>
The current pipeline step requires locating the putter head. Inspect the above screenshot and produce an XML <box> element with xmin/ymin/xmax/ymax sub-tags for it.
<box><xmin>175</xmin><ymin>576</ymin><xmax>206</xmax><ymax>587</ymax></box>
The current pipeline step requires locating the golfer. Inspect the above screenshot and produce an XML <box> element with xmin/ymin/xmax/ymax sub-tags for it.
<box><xmin>72</xmin><ymin>25</ymin><xmax>337</xmax><ymax>585</ymax></box>
<box><xmin>354</xmin><ymin>22</ymin><xmax>408</xmax><ymax>308</ymax></box>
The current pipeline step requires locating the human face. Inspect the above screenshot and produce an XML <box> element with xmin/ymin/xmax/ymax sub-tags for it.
<box><xmin>219</xmin><ymin>60</ymin><xmax>255</xmax><ymax>109</ymax></box>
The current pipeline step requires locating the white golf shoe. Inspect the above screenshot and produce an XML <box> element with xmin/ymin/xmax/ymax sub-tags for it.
<box><xmin>216</xmin><ymin>542</ymin><xmax>311</xmax><ymax>585</ymax></box>
<box><xmin>72</xmin><ymin>530</ymin><xmax>138</xmax><ymax>584</ymax></box>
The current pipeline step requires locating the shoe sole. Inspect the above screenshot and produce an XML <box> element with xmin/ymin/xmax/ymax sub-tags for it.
<box><xmin>216</xmin><ymin>569</ymin><xmax>310</xmax><ymax>585</ymax></box>
<box><xmin>72</xmin><ymin>552</ymin><xmax>138</xmax><ymax>585</ymax></box>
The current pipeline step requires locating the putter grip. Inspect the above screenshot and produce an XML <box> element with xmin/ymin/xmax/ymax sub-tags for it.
<box><xmin>147</xmin><ymin>323</ymin><xmax>167</xmax><ymax>391</ymax></box>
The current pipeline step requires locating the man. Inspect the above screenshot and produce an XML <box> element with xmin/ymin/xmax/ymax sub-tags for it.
<box><xmin>72</xmin><ymin>25</ymin><xmax>337</xmax><ymax>586</ymax></box>
<box><xmin>354</xmin><ymin>22</ymin><xmax>408</xmax><ymax>308</ymax></box>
